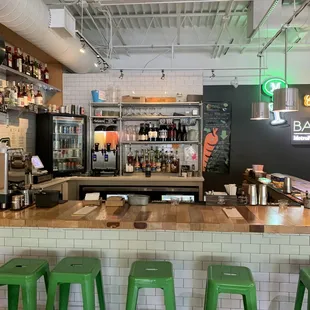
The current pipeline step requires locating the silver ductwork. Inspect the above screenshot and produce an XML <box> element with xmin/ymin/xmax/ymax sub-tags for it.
<box><xmin>0</xmin><ymin>0</ymin><xmax>97</xmax><ymax>73</ymax></box>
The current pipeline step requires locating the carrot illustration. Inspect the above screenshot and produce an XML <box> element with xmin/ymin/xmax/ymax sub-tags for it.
<box><xmin>203</xmin><ymin>128</ymin><xmax>219</xmax><ymax>171</ymax></box>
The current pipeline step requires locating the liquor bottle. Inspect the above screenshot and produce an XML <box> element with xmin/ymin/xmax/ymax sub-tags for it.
<box><xmin>155</xmin><ymin>147</ymin><xmax>161</xmax><ymax>172</ymax></box>
<box><xmin>166</xmin><ymin>151</ymin><xmax>171</xmax><ymax>173</ymax></box>
<box><xmin>29</xmin><ymin>57</ymin><xmax>35</xmax><ymax>77</ymax></box>
<box><xmin>154</xmin><ymin>123</ymin><xmax>159</xmax><ymax>141</ymax></box>
<box><xmin>138</xmin><ymin>123</ymin><xmax>144</xmax><ymax>141</ymax></box>
<box><xmin>29</xmin><ymin>84</ymin><xmax>35</xmax><ymax>104</ymax></box>
<box><xmin>16</xmin><ymin>48</ymin><xmax>23</xmax><ymax>73</ymax></box>
<box><xmin>145</xmin><ymin>152</ymin><xmax>151</xmax><ymax>177</ymax></box>
<box><xmin>161</xmin><ymin>148</ymin><xmax>166</xmax><ymax>173</ymax></box>
<box><xmin>17</xmin><ymin>83</ymin><xmax>24</xmax><ymax>107</ymax></box>
<box><xmin>170</xmin><ymin>151</ymin><xmax>178</xmax><ymax>173</ymax></box>
<box><xmin>34</xmin><ymin>59</ymin><xmax>39</xmax><ymax>79</ymax></box>
<box><xmin>22</xmin><ymin>53</ymin><xmax>27</xmax><ymax>74</ymax></box>
<box><xmin>12</xmin><ymin>47</ymin><xmax>18</xmax><ymax>71</ymax></box>
<box><xmin>10</xmin><ymin>81</ymin><xmax>18</xmax><ymax>106</ymax></box>
<box><xmin>134</xmin><ymin>150</ymin><xmax>140</xmax><ymax>172</ymax></box>
<box><xmin>172</xmin><ymin>123</ymin><xmax>177</xmax><ymax>141</ymax></box>
<box><xmin>38</xmin><ymin>62</ymin><xmax>42</xmax><ymax>81</ymax></box>
<box><xmin>6</xmin><ymin>46</ymin><xmax>13</xmax><ymax>68</ymax></box>
<box><xmin>150</xmin><ymin>147</ymin><xmax>156</xmax><ymax>172</ymax></box>
<box><xmin>25</xmin><ymin>55</ymin><xmax>31</xmax><ymax>76</ymax></box>
<box><xmin>141</xmin><ymin>149</ymin><xmax>146</xmax><ymax>172</ymax></box>
<box><xmin>3</xmin><ymin>84</ymin><xmax>10</xmax><ymax>106</ymax></box>
<box><xmin>144</xmin><ymin>123</ymin><xmax>150</xmax><ymax>141</ymax></box>
<box><xmin>0</xmin><ymin>88</ymin><xmax>5</xmax><ymax>113</ymax></box>
<box><xmin>148</xmin><ymin>123</ymin><xmax>154</xmax><ymax>141</ymax></box>
<box><xmin>177</xmin><ymin>122</ymin><xmax>182</xmax><ymax>141</ymax></box>
<box><xmin>182</xmin><ymin>125</ymin><xmax>187</xmax><ymax>141</ymax></box>
<box><xmin>167</xmin><ymin>125</ymin><xmax>172</xmax><ymax>141</ymax></box>
<box><xmin>43</xmin><ymin>64</ymin><xmax>49</xmax><ymax>83</ymax></box>
<box><xmin>23</xmin><ymin>84</ymin><xmax>28</xmax><ymax>107</ymax></box>
<box><xmin>127</xmin><ymin>146</ymin><xmax>134</xmax><ymax>166</ymax></box>
<box><xmin>35</xmin><ymin>90</ymin><xmax>43</xmax><ymax>105</ymax></box>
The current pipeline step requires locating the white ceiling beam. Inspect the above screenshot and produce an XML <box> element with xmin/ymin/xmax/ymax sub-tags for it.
<box><xmin>92</xmin><ymin>0</ymin><xmax>242</xmax><ymax>5</ymax></box>
<box><xmin>74</xmin><ymin>11</ymin><xmax>246</xmax><ymax>20</ymax></box>
<box><xmin>176</xmin><ymin>4</ymin><xmax>181</xmax><ymax>44</ymax></box>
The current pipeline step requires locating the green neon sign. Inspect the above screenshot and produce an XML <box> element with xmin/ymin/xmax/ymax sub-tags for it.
<box><xmin>262</xmin><ymin>78</ymin><xmax>288</xmax><ymax>97</ymax></box>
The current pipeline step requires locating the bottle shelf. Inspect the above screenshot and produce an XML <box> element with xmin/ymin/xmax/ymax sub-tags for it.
<box><xmin>0</xmin><ymin>65</ymin><xmax>60</xmax><ymax>92</ymax></box>
<box><xmin>90</xmin><ymin>116</ymin><xmax>120</xmax><ymax>119</ymax></box>
<box><xmin>5</xmin><ymin>105</ymin><xmax>45</xmax><ymax>114</ymax></box>
<box><xmin>121</xmin><ymin>116</ymin><xmax>200</xmax><ymax>121</ymax></box>
<box><xmin>121</xmin><ymin>141</ymin><xmax>199</xmax><ymax>145</ymax></box>
<box><xmin>121</xmin><ymin>102</ymin><xmax>201</xmax><ymax>106</ymax></box>
<box><xmin>90</xmin><ymin>102</ymin><xmax>120</xmax><ymax>107</ymax></box>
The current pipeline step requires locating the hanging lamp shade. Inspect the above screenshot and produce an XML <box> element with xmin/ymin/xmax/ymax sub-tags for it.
<box><xmin>273</xmin><ymin>88</ymin><xmax>299</xmax><ymax>112</ymax></box>
<box><xmin>251</xmin><ymin>102</ymin><xmax>270</xmax><ymax>120</ymax></box>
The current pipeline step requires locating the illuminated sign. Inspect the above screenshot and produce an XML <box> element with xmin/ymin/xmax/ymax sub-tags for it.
<box><xmin>262</xmin><ymin>78</ymin><xmax>288</xmax><ymax>97</ymax></box>
<box><xmin>291</xmin><ymin>118</ymin><xmax>310</xmax><ymax>145</ymax></box>
<box><xmin>304</xmin><ymin>95</ymin><xmax>310</xmax><ymax>107</ymax></box>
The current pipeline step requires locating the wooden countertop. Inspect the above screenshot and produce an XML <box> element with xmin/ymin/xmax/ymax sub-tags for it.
<box><xmin>33</xmin><ymin>176</ymin><xmax>204</xmax><ymax>189</ymax></box>
<box><xmin>1</xmin><ymin>202</ymin><xmax>310</xmax><ymax>234</ymax></box>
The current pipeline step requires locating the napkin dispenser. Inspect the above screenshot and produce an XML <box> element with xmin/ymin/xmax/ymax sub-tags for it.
<box><xmin>35</xmin><ymin>190</ymin><xmax>60</xmax><ymax>208</ymax></box>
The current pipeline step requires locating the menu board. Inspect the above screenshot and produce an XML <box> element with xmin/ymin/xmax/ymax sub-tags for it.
<box><xmin>203</xmin><ymin>101</ymin><xmax>232</xmax><ymax>174</ymax></box>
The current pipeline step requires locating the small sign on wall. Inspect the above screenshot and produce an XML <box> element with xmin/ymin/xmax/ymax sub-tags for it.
<box><xmin>291</xmin><ymin>118</ymin><xmax>310</xmax><ymax>145</ymax></box>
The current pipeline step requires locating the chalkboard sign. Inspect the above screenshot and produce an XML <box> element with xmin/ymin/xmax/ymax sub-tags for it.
<box><xmin>203</xmin><ymin>101</ymin><xmax>232</xmax><ymax>174</ymax></box>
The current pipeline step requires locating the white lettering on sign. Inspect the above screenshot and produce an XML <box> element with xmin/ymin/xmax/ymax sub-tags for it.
<box><xmin>293</xmin><ymin>120</ymin><xmax>310</xmax><ymax>132</ymax></box>
<box><xmin>270</xmin><ymin>82</ymin><xmax>281</xmax><ymax>93</ymax></box>
<box><xmin>293</xmin><ymin>135</ymin><xmax>310</xmax><ymax>141</ymax></box>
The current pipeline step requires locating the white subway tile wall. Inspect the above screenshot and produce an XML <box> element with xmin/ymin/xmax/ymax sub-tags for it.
<box><xmin>62</xmin><ymin>71</ymin><xmax>203</xmax><ymax>111</ymax></box>
<box><xmin>0</xmin><ymin>229</ymin><xmax>307</xmax><ymax>310</ymax></box>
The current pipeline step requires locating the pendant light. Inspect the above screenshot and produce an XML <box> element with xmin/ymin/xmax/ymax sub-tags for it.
<box><xmin>273</xmin><ymin>28</ymin><xmax>299</xmax><ymax>112</ymax></box>
<box><xmin>251</xmin><ymin>56</ymin><xmax>270</xmax><ymax>120</ymax></box>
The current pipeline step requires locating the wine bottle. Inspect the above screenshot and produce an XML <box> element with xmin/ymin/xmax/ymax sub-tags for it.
<box><xmin>177</xmin><ymin>122</ymin><xmax>182</xmax><ymax>141</ymax></box>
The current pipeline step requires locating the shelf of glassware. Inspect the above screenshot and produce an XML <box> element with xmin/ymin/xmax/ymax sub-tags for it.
<box><xmin>90</xmin><ymin>102</ymin><xmax>120</xmax><ymax>108</ymax></box>
<box><xmin>121</xmin><ymin>116</ymin><xmax>200</xmax><ymax>121</ymax></box>
<box><xmin>120</xmin><ymin>141</ymin><xmax>200</xmax><ymax>145</ymax></box>
<box><xmin>121</xmin><ymin>102</ymin><xmax>201</xmax><ymax>106</ymax></box>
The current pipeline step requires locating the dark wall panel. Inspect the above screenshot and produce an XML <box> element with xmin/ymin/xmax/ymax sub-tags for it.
<box><xmin>203</xmin><ymin>85</ymin><xmax>310</xmax><ymax>191</ymax></box>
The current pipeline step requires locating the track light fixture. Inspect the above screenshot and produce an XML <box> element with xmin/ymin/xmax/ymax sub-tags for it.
<box><xmin>76</xmin><ymin>31</ymin><xmax>109</xmax><ymax>70</ymax></box>
<box><xmin>161</xmin><ymin>69</ymin><xmax>165</xmax><ymax>80</ymax></box>
<box><xmin>119</xmin><ymin>70</ymin><xmax>124</xmax><ymax>79</ymax></box>
<box><xmin>210</xmin><ymin>70</ymin><xmax>215</xmax><ymax>79</ymax></box>
<box><xmin>79</xmin><ymin>39</ymin><xmax>86</xmax><ymax>54</ymax></box>
<box><xmin>231</xmin><ymin>77</ymin><xmax>239</xmax><ymax>88</ymax></box>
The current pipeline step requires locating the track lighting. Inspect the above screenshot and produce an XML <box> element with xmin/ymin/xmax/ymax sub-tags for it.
<box><xmin>210</xmin><ymin>70</ymin><xmax>215</xmax><ymax>79</ymax></box>
<box><xmin>79</xmin><ymin>39</ymin><xmax>86</xmax><ymax>54</ymax></box>
<box><xmin>119</xmin><ymin>70</ymin><xmax>124</xmax><ymax>79</ymax></box>
<box><xmin>161</xmin><ymin>69</ymin><xmax>165</xmax><ymax>80</ymax></box>
<box><xmin>231</xmin><ymin>77</ymin><xmax>239</xmax><ymax>88</ymax></box>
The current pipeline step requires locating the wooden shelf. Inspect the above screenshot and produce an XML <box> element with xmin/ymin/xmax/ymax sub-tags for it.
<box><xmin>0</xmin><ymin>65</ymin><xmax>61</xmax><ymax>92</ymax></box>
<box><xmin>121</xmin><ymin>116</ymin><xmax>200</xmax><ymax>121</ymax></box>
<box><xmin>90</xmin><ymin>102</ymin><xmax>120</xmax><ymax>107</ymax></box>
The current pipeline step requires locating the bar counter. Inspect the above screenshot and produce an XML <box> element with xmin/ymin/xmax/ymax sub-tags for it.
<box><xmin>0</xmin><ymin>202</ymin><xmax>309</xmax><ymax>309</ymax></box>
<box><xmin>1</xmin><ymin>201</ymin><xmax>310</xmax><ymax>234</ymax></box>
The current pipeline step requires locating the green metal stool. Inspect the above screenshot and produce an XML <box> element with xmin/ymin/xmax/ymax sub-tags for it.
<box><xmin>126</xmin><ymin>260</ymin><xmax>176</xmax><ymax>310</ymax></box>
<box><xmin>205</xmin><ymin>265</ymin><xmax>257</xmax><ymax>310</ymax></box>
<box><xmin>46</xmin><ymin>257</ymin><xmax>105</xmax><ymax>310</ymax></box>
<box><xmin>294</xmin><ymin>267</ymin><xmax>310</xmax><ymax>309</ymax></box>
<box><xmin>0</xmin><ymin>258</ymin><xmax>49</xmax><ymax>310</ymax></box>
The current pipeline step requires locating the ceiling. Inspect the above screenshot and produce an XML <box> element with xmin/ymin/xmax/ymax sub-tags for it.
<box><xmin>44</xmin><ymin>0</ymin><xmax>310</xmax><ymax>60</ymax></box>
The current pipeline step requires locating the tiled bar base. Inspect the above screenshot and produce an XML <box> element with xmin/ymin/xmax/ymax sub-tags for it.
<box><xmin>0</xmin><ymin>228</ymin><xmax>308</xmax><ymax>310</ymax></box>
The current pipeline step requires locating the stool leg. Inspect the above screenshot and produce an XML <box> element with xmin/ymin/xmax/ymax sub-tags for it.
<box><xmin>243</xmin><ymin>295</ymin><xmax>248</xmax><ymax>310</ymax></box>
<box><xmin>8</xmin><ymin>285</ymin><xmax>20</xmax><ymax>310</ymax></box>
<box><xmin>46</xmin><ymin>277</ymin><xmax>58</xmax><ymax>310</ymax></box>
<box><xmin>294</xmin><ymin>279</ymin><xmax>306</xmax><ymax>310</ymax></box>
<box><xmin>125</xmin><ymin>278</ymin><xmax>139</xmax><ymax>310</ymax></box>
<box><xmin>59</xmin><ymin>283</ymin><xmax>71</xmax><ymax>310</ymax></box>
<box><xmin>21</xmin><ymin>282</ymin><xmax>37</xmax><ymax>310</ymax></box>
<box><xmin>95</xmin><ymin>271</ymin><xmax>106</xmax><ymax>310</ymax></box>
<box><xmin>43</xmin><ymin>269</ymin><xmax>50</xmax><ymax>294</ymax></box>
<box><xmin>163</xmin><ymin>281</ymin><xmax>176</xmax><ymax>310</ymax></box>
<box><xmin>81</xmin><ymin>280</ymin><xmax>95</xmax><ymax>310</ymax></box>
<box><xmin>243</xmin><ymin>287</ymin><xmax>257</xmax><ymax>310</ymax></box>
<box><xmin>204</xmin><ymin>281</ymin><xmax>218</xmax><ymax>310</ymax></box>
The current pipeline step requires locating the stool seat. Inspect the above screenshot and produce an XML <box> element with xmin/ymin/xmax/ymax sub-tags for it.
<box><xmin>0</xmin><ymin>258</ymin><xmax>50</xmax><ymax>310</ymax></box>
<box><xmin>205</xmin><ymin>265</ymin><xmax>257</xmax><ymax>310</ymax></box>
<box><xmin>126</xmin><ymin>261</ymin><xmax>176</xmax><ymax>310</ymax></box>
<box><xmin>46</xmin><ymin>257</ymin><xmax>105</xmax><ymax>310</ymax></box>
<box><xmin>294</xmin><ymin>267</ymin><xmax>310</xmax><ymax>309</ymax></box>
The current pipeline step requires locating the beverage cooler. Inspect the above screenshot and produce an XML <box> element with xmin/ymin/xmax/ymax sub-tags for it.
<box><xmin>36</xmin><ymin>114</ymin><xmax>87</xmax><ymax>176</ymax></box>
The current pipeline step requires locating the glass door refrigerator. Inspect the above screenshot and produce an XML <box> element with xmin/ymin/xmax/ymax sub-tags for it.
<box><xmin>36</xmin><ymin>113</ymin><xmax>87</xmax><ymax>176</ymax></box>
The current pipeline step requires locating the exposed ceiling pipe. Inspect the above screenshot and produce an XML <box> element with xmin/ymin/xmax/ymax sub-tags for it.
<box><xmin>110</xmin><ymin>67</ymin><xmax>268</xmax><ymax>71</ymax></box>
<box><xmin>258</xmin><ymin>0</ymin><xmax>310</xmax><ymax>56</ymax></box>
<box><xmin>248</xmin><ymin>0</ymin><xmax>280</xmax><ymax>41</ymax></box>
<box><xmin>0</xmin><ymin>0</ymin><xmax>99</xmax><ymax>73</ymax></box>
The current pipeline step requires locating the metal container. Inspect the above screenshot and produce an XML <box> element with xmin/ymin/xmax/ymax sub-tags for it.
<box><xmin>128</xmin><ymin>195</ymin><xmax>150</xmax><ymax>206</ymax></box>
<box><xmin>11</xmin><ymin>194</ymin><xmax>24</xmax><ymax>210</ymax></box>
<box><xmin>22</xmin><ymin>189</ymin><xmax>33</xmax><ymax>206</ymax></box>
<box><xmin>283</xmin><ymin>177</ymin><xmax>292</xmax><ymax>194</ymax></box>
<box><xmin>248</xmin><ymin>184</ymin><xmax>258</xmax><ymax>205</ymax></box>
<box><xmin>258</xmin><ymin>184</ymin><xmax>268</xmax><ymax>206</ymax></box>
<box><xmin>304</xmin><ymin>197</ymin><xmax>310</xmax><ymax>209</ymax></box>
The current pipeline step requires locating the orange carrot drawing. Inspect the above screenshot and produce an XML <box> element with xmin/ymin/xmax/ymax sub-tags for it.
<box><xmin>203</xmin><ymin>128</ymin><xmax>219</xmax><ymax>172</ymax></box>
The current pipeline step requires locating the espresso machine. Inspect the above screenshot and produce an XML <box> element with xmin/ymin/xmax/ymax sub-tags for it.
<box><xmin>91</xmin><ymin>143</ymin><xmax>119</xmax><ymax>176</ymax></box>
<box><xmin>0</xmin><ymin>144</ymin><xmax>33</xmax><ymax>210</ymax></box>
